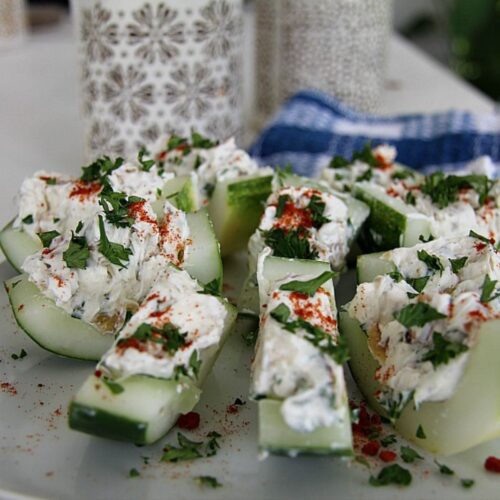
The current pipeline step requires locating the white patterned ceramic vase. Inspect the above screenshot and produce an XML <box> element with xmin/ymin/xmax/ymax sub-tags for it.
<box><xmin>255</xmin><ymin>0</ymin><xmax>393</xmax><ymax>125</ymax></box>
<box><xmin>0</xmin><ymin>0</ymin><xmax>27</xmax><ymax>49</ymax></box>
<box><xmin>71</xmin><ymin>0</ymin><xmax>243</xmax><ymax>161</ymax></box>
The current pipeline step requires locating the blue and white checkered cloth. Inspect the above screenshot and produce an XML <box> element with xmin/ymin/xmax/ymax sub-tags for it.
<box><xmin>250</xmin><ymin>90</ymin><xmax>500</xmax><ymax>178</ymax></box>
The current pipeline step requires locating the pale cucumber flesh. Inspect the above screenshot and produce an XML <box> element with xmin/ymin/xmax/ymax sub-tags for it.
<box><xmin>339</xmin><ymin>311</ymin><xmax>500</xmax><ymax>456</ymax></box>
<box><xmin>259</xmin><ymin>399</ymin><xmax>353</xmax><ymax>456</ymax></box>
<box><xmin>5</xmin><ymin>275</ymin><xmax>113</xmax><ymax>361</ymax></box>
<box><xmin>0</xmin><ymin>221</ymin><xmax>41</xmax><ymax>272</ymax></box>
<box><xmin>356</xmin><ymin>252</ymin><xmax>395</xmax><ymax>284</ymax></box>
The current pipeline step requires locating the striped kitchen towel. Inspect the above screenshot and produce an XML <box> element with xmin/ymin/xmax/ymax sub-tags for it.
<box><xmin>250</xmin><ymin>90</ymin><xmax>500</xmax><ymax>178</ymax></box>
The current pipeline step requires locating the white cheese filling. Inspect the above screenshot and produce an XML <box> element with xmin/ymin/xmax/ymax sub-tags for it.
<box><xmin>252</xmin><ymin>272</ymin><xmax>347</xmax><ymax>433</ymax></box>
<box><xmin>349</xmin><ymin>236</ymin><xmax>500</xmax><ymax>407</ymax></box>
<box><xmin>249</xmin><ymin>186</ymin><xmax>350</xmax><ymax>272</ymax></box>
<box><xmin>101</xmin><ymin>267</ymin><xmax>227</xmax><ymax>380</ymax></box>
<box><xmin>22</xmin><ymin>200</ymin><xmax>191</xmax><ymax>333</ymax></box>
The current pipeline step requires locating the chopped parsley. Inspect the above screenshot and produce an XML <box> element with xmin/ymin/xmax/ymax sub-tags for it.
<box><xmin>400</xmin><ymin>445</ymin><xmax>423</xmax><ymax>463</ymax></box>
<box><xmin>461</xmin><ymin>479</ymin><xmax>475</xmax><ymax>488</ymax></box>
<box><xmin>395</xmin><ymin>303</ymin><xmax>446</xmax><ymax>328</ymax></box>
<box><xmin>405</xmin><ymin>191</ymin><xmax>416</xmax><ymax>205</ymax></box>
<box><xmin>329</xmin><ymin>144</ymin><xmax>378</xmax><ymax>168</ymax></box>
<box><xmin>279</xmin><ymin>270</ymin><xmax>335</xmax><ymax>296</ymax></box>
<box><xmin>200</xmin><ymin>278</ymin><xmax>221</xmax><ymax>296</ymax></box>
<box><xmin>80</xmin><ymin>156</ymin><xmax>124</xmax><ymax>182</ymax></box>
<box><xmin>329</xmin><ymin>155</ymin><xmax>350</xmax><ymax>169</ymax></box>
<box><xmin>37</xmin><ymin>230</ymin><xmax>60</xmax><ymax>248</ymax></box>
<box><xmin>379</xmin><ymin>390</ymin><xmax>414</xmax><ymax>422</ymax></box>
<box><xmin>449</xmin><ymin>256</ymin><xmax>468</xmax><ymax>273</ymax></box>
<box><xmin>435</xmin><ymin>460</ymin><xmax>454</xmax><ymax>475</ymax></box>
<box><xmin>422</xmin><ymin>332</ymin><xmax>468</xmax><ymax>367</ymax></box>
<box><xmin>369</xmin><ymin>464</ymin><xmax>412</xmax><ymax>487</ymax></box>
<box><xmin>22</xmin><ymin>214</ymin><xmax>33</xmax><ymax>224</ymax></box>
<box><xmin>99</xmin><ymin>190</ymin><xmax>144</xmax><ymax>227</ymax></box>
<box><xmin>416</xmin><ymin>424</ymin><xmax>426</xmax><ymax>439</ymax></box>
<box><xmin>392</xmin><ymin>169</ymin><xmax>415</xmax><ymax>180</ymax></box>
<box><xmin>161</xmin><ymin>432</ymin><xmax>203</xmax><ymax>462</ymax></box>
<box><xmin>276</xmin><ymin>194</ymin><xmax>289</xmax><ymax>218</ymax></box>
<box><xmin>75</xmin><ymin>220</ymin><xmax>84</xmax><ymax>233</ymax></box>
<box><xmin>480</xmin><ymin>275</ymin><xmax>500</xmax><ymax>303</ymax></box>
<box><xmin>121</xmin><ymin>322</ymin><xmax>188</xmax><ymax>355</ymax></box>
<box><xmin>308</xmin><ymin>194</ymin><xmax>331</xmax><ymax>227</ymax></box>
<box><xmin>137</xmin><ymin>146</ymin><xmax>155</xmax><ymax>172</ymax></box>
<box><xmin>418</xmin><ymin>234</ymin><xmax>434</xmax><ymax>243</ymax></box>
<box><xmin>204</xmin><ymin>183</ymin><xmax>215</xmax><ymax>198</ymax></box>
<box><xmin>380</xmin><ymin>434</ymin><xmax>397</xmax><ymax>447</ymax></box>
<box><xmin>102</xmin><ymin>377</ymin><xmax>124</xmax><ymax>395</ymax></box>
<box><xmin>417</xmin><ymin>249</ymin><xmax>444</xmax><ymax>274</ymax></box>
<box><xmin>194</xmin><ymin>476</ymin><xmax>222</xmax><ymax>488</ymax></box>
<box><xmin>241</xmin><ymin>328</ymin><xmax>258</xmax><ymax>346</ymax></box>
<box><xmin>469</xmin><ymin>229</ymin><xmax>492</xmax><ymax>244</ymax></box>
<box><xmin>161</xmin><ymin>431</ymin><xmax>221</xmax><ymax>462</ymax></box>
<box><xmin>407</xmin><ymin>276</ymin><xmax>430</xmax><ymax>293</ymax></box>
<box><xmin>388</xmin><ymin>270</ymin><xmax>404</xmax><ymax>282</ymax></box>
<box><xmin>97</xmin><ymin>215</ymin><xmax>132</xmax><ymax>268</ymax></box>
<box><xmin>191</xmin><ymin>131</ymin><xmax>217</xmax><ymax>149</ymax></box>
<box><xmin>11</xmin><ymin>348</ymin><xmax>27</xmax><ymax>360</ymax></box>
<box><xmin>189</xmin><ymin>350</ymin><xmax>202</xmax><ymax>379</ymax></box>
<box><xmin>269</xmin><ymin>303</ymin><xmax>349</xmax><ymax>365</ymax></box>
<box><xmin>421</xmin><ymin>172</ymin><xmax>491</xmax><ymax>208</ymax></box>
<box><xmin>45</xmin><ymin>177</ymin><xmax>57</xmax><ymax>185</ymax></box>
<box><xmin>355</xmin><ymin>168</ymin><xmax>373</xmax><ymax>182</ymax></box>
<box><xmin>128</xmin><ymin>468</ymin><xmax>140</xmax><ymax>478</ymax></box>
<box><xmin>62</xmin><ymin>232</ymin><xmax>90</xmax><ymax>269</ymax></box>
<box><xmin>263</xmin><ymin>228</ymin><xmax>318</xmax><ymax>260</ymax></box>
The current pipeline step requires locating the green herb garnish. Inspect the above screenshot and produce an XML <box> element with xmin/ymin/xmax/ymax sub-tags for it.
<box><xmin>356</xmin><ymin>168</ymin><xmax>373</xmax><ymax>182</ymax></box>
<box><xmin>279</xmin><ymin>271</ymin><xmax>335</xmax><ymax>297</ymax></box>
<box><xmin>369</xmin><ymin>464</ymin><xmax>412</xmax><ymax>487</ymax></box>
<box><xmin>380</xmin><ymin>434</ymin><xmax>397</xmax><ymax>447</ymax></box>
<box><xmin>200</xmin><ymin>278</ymin><xmax>221</xmax><ymax>296</ymax></box>
<box><xmin>81</xmin><ymin>156</ymin><xmax>124</xmax><ymax>182</ymax></box>
<box><xmin>263</xmin><ymin>228</ymin><xmax>318</xmax><ymax>260</ymax></box>
<box><xmin>97</xmin><ymin>215</ymin><xmax>132</xmax><ymax>268</ymax></box>
<box><xmin>99</xmin><ymin>191</ymin><xmax>144</xmax><ymax>227</ymax></box>
<box><xmin>205</xmin><ymin>431</ymin><xmax>221</xmax><ymax>457</ymax></box>
<box><xmin>395</xmin><ymin>303</ymin><xmax>446</xmax><ymax>328</ymax></box>
<box><xmin>63</xmin><ymin>232</ymin><xmax>90</xmax><ymax>269</ymax></box>
<box><xmin>422</xmin><ymin>332</ymin><xmax>468</xmax><ymax>367</ymax></box>
<box><xmin>421</xmin><ymin>172</ymin><xmax>490</xmax><ymax>208</ymax></box>
<box><xmin>449</xmin><ymin>256</ymin><xmax>468</xmax><ymax>273</ymax></box>
<box><xmin>419</xmin><ymin>234</ymin><xmax>434</xmax><ymax>243</ymax></box>
<box><xmin>121</xmin><ymin>322</ymin><xmax>188</xmax><ymax>355</ymax></box>
<box><xmin>194</xmin><ymin>476</ymin><xmax>222</xmax><ymax>488</ymax></box>
<box><xmin>102</xmin><ymin>377</ymin><xmax>124</xmax><ymax>395</ymax></box>
<box><xmin>275</xmin><ymin>194</ymin><xmax>289</xmax><ymax>218</ymax></box>
<box><xmin>405</xmin><ymin>191</ymin><xmax>416</xmax><ymax>205</ymax></box>
<box><xmin>435</xmin><ymin>460</ymin><xmax>454</xmax><ymax>475</ymax></box>
<box><xmin>417</xmin><ymin>249</ymin><xmax>444</xmax><ymax>274</ymax></box>
<box><xmin>400</xmin><ymin>445</ymin><xmax>423</xmax><ymax>463</ymax></box>
<box><xmin>329</xmin><ymin>155</ymin><xmax>350</xmax><ymax>169</ymax></box>
<box><xmin>137</xmin><ymin>146</ymin><xmax>156</xmax><ymax>171</ymax></box>
<box><xmin>22</xmin><ymin>214</ymin><xmax>33</xmax><ymax>224</ymax></box>
<box><xmin>128</xmin><ymin>468</ymin><xmax>140</xmax><ymax>478</ymax></box>
<box><xmin>38</xmin><ymin>230</ymin><xmax>60</xmax><ymax>248</ymax></box>
<box><xmin>407</xmin><ymin>276</ymin><xmax>430</xmax><ymax>293</ymax></box>
<box><xmin>45</xmin><ymin>177</ymin><xmax>57</xmax><ymax>185</ymax></box>
<box><xmin>416</xmin><ymin>424</ymin><xmax>426</xmax><ymax>439</ymax></box>
<box><xmin>480</xmin><ymin>275</ymin><xmax>500</xmax><ymax>303</ymax></box>
<box><xmin>461</xmin><ymin>479</ymin><xmax>475</xmax><ymax>488</ymax></box>
<box><xmin>189</xmin><ymin>350</ymin><xmax>202</xmax><ymax>380</ymax></box>
<box><xmin>11</xmin><ymin>348</ymin><xmax>27</xmax><ymax>360</ymax></box>
<box><xmin>308</xmin><ymin>194</ymin><xmax>330</xmax><ymax>227</ymax></box>
<box><xmin>469</xmin><ymin>230</ymin><xmax>492</xmax><ymax>244</ymax></box>
<box><xmin>191</xmin><ymin>131</ymin><xmax>217</xmax><ymax>149</ymax></box>
<box><xmin>161</xmin><ymin>432</ymin><xmax>203</xmax><ymax>462</ymax></box>
<box><xmin>392</xmin><ymin>169</ymin><xmax>415</xmax><ymax>180</ymax></box>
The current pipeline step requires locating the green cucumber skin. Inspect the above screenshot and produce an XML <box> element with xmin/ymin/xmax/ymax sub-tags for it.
<box><xmin>0</xmin><ymin>221</ymin><xmax>41</xmax><ymax>273</ymax></box>
<box><xmin>210</xmin><ymin>176</ymin><xmax>273</xmax><ymax>256</ymax></box>
<box><xmin>353</xmin><ymin>187</ymin><xmax>407</xmax><ymax>251</ymax></box>
<box><xmin>5</xmin><ymin>275</ymin><xmax>113</xmax><ymax>361</ymax></box>
<box><xmin>339</xmin><ymin>310</ymin><xmax>500</xmax><ymax>456</ymax></box>
<box><xmin>69</xmin><ymin>402</ymin><xmax>148</xmax><ymax>444</ymax></box>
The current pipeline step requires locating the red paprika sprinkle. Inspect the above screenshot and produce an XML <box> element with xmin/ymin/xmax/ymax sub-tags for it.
<box><xmin>361</xmin><ymin>441</ymin><xmax>380</xmax><ymax>457</ymax></box>
<box><xmin>94</xmin><ymin>370</ymin><xmax>102</xmax><ymax>378</ymax></box>
<box><xmin>379</xmin><ymin>450</ymin><xmax>397</xmax><ymax>462</ymax></box>
<box><xmin>485</xmin><ymin>456</ymin><xmax>500</xmax><ymax>473</ymax></box>
<box><xmin>177</xmin><ymin>411</ymin><xmax>200</xmax><ymax>430</ymax></box>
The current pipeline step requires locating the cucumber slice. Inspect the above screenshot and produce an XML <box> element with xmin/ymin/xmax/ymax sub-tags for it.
<box><xmin>339</xmin><ymin>311</ymin><xmax>500</xmax><ymax>456</ymax></box>
<box><xmin>184</xmin><ymin>209</ymin><xmax>222</xmax><ymax>289</ymax></box>
<box><xmin>160</xmin><ymin>174</ymin><xmax>199</xmax><ymax>213</ymax></box>
<box><xmin>4</xmin><ymin>275</ymin><xmax>113</xmax><ymax>361</ymax></box>
<box><xmin>4</xmin><ymin>209</ymin><xmax>222</xmax><ymax>360</ymax></box>
<box><xmin>353</xmin><ymin>182</ymin><xmax>431</xmax><ymax>251</ymax></box>
<box><xmin>69</xmin><ymin>375</ymin><xmax>201</xmax><ymax>445</ymax></box>
<box><xmin>259</xmin><ymin>399</ymin><xmax>352</xmax><ymax>457</ymax></box>
<box><xmin>69</xmin><ymin>299</ymin><xmax>237</xmax><ymax>444</ymax></box>
<box><xmin>254</xmin><ymin>256</ymin><xmax>352</xmax><ymax>456</ymax></box>
<box><xmin>0</xmin><ymin>221</ymin><xmax>41</xmax><ymax>272</ymax></box>
<box><xmin>208</xmin><ymin>175</ymin><xmax>273</xmax><ymax>256</ymax></box>
<box><xmin>356</xmin><ymin>252</ymin><xmax>395</xmax><ymax>284</ymax></box>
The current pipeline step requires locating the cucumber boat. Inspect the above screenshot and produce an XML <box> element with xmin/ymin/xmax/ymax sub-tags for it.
<box><xmin>4</xmin><ymin>207</ymin><xmax>223</xmax><ymax>361</ymax></box>
<box><xmin>340</xmin><ymin>235</ymin><xmax>500</xmax><ymax>455</ymax></box>
<box><xmin>69</xmin><ymin>266</ymin><xmax>237</xmax><ymax>445</ymax></box>
<box><xmin>251</xmin><ymin>254</ymin><xmax>352</xmax><ymax>457</ymax></box>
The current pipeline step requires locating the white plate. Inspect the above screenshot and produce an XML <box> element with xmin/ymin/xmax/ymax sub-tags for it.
<box><xmin>0</xmin><ymin>251</ymin><xmax>499</xmax><ymax>500</ymax></box>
